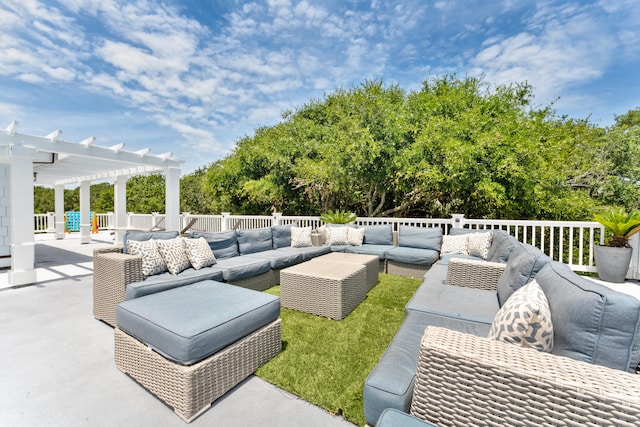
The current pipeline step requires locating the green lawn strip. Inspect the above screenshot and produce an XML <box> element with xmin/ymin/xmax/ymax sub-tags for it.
<box><xmin>257</xmin><ymin>273</ymin><xmax>422</xmax><ymax>426</ymax></box>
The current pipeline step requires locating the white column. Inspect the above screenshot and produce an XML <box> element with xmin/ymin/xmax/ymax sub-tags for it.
<box><xmin>79</xmin><ymin>180</ymin><xmax>91</xmax><ymax>244</ymax></box>
<box><xmin>114</xmin><ymin>176</ymin><xmax>127</xmax><ymax>245</ymax></box>
<box><xmin>164</xmin><ymin>166</ymin><xmax>181</xmax><ymax>232</ymax></box>
<box><xmin>54</xmin><ymin>184</ymin><xmax>65</xmax><ymax>239</ymax></box>
<box><xmin>8</xmin><ymin>145</ymin><xmax>36</xmax><ymax>285</ymax></box>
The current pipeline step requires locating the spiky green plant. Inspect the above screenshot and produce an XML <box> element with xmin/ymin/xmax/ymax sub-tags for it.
<box><xmin>319</xmin><ymin>210</ymin><xmax>357</xmax><ymax>224</ymax></box>
<box><xmin>594</xmin><ymin>207</ymin><xmax>640</xmax><ymax>247</ymax></box>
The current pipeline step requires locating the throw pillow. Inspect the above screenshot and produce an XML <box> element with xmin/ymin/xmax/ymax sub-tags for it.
<box><xmin>488</xmin><ymin>279</ymin><xmax>554</xmax><ymax>352</ymax></box>
<box><xmin>347</xmin><ymin>227</ymin><xmax>365</xmax><ymax>246</ymax></box>
<box><xmin>155</xmin><ymin>237</ymin><xmax>192</xmax><ymax>275</ymax></box>
<box><xmin>326</xmin><ymin>226</ymin><xmax>349</xmax><ymax>245</ymax></box>
<box><xmin>126</xmin><ymin>239</ymin><xmax>168</xmax><ymax>277</ymax></box>
<box><xmin>291</xmin><ymin>226</ymin><xmax>312</xmax><ymax>248</ymax></box>
<box><xmin>441</xmin><ymin>234</ymin><xmax>469</xmax><ymax>255</ymax></box>
<box><xmin>468</xmin><ymin>231</ymin><xmax>492</xmax><ymax>259</ymax></box>
<box><xmin>183</xmin><ymin>237</ymin><xmax>217</xmax><ymax>270</ymax></box>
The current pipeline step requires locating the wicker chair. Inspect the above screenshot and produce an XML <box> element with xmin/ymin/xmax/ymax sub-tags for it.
<box><xmin>410</xmin><ymin>257</ymin><xmax>640</xmax><ymax>426</ymax></box>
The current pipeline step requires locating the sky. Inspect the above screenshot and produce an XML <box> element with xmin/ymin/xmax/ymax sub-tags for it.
<box><xmin>1</xmin><ymin>0</ymin><xmax>639</xmax><ymax>175</ymax></box>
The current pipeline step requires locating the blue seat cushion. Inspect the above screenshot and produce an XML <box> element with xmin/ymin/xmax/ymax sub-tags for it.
<box><xmin>345</xmin><ymin>244</ymin><xmax>394</xmax><ymax>260</ymax></box>
<box><xmin>272</xmin><ymin>225</ymin><xmax>292</xmax><ymax>249</ymax></box>
<box><xmin>244</xmin><ymin>249</ymin><xmax>303</xmax><ymax>269</ymax></box>
<box><xmin>213</xmin><ymin>256</ymin><xmax>271</xmax><ymax>282</ymax></box>
<box><xmin>125</xmin><ymin>267</ymin><xmax>223</xmax><ymax>300</ymax></box>
<box><xmin>116</xmin><ymin>280</ymin><xmax>280</xmax><ymax>365</ymax></box>
<box><xmin>123</xmin><ymin>230</ymin><xmax>179</xmax><ymax>254</ymax></box>
<box><xmin>279</xmin><ymin>245</ymin><xmax>331</xmax><ymax>260</ymax></box>
<box><xmin>398</xmin><ymin>225</ymin><xmax>442</xmax><ymax>251</ymax></box>
<box><xmin>190</xmin><ymin>231</ymin><xmax>239</xmax><ymax>260</ymax></box>
<box><xmin>536</xmin><ymin>262</ymin><xmax>640</xmax><ymax>372</ymax></box>
<box><xmin>363</xmin><ymin>224</ymin><xmax>393</xmax><ymax>245</ymax></box>
<box><xmin>237</xmin><ymin>227</ymin><xmax>273</xmax><ymax>255</ymax></box>
<box><xmin>363</xmin><ymin>310</ymin><xmax>489</xmax><ymax>426</ymax></box>
<box><xmin>385</xmin><ymin>246</ymin><xmax>439</xmax><ymax>266</ymax></box>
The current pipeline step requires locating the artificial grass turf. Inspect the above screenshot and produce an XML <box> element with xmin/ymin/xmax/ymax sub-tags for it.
<box><xmin>256</xmin><ymin>273</ymin><xmax>422</xmax><ymax>426</ymax></box>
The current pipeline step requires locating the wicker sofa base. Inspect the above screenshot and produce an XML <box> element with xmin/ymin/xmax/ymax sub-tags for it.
<box><xmin>227</xmin><ymin>270</ymin><xmax>274</xmax><ymax>291</ymax></box>
<box><xmin>115</xmin><ymin>319</ymin><xmax>282</xmax><ymax>423</ymax></box>
<box><xmin>386</xmin><ymin>260</ymin><xmax>430</xmax><ymax>278</ymax></box>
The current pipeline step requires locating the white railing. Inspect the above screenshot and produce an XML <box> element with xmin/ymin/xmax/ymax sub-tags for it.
<box><xmin>34</xmin><ymin>211</ymin><xmax>612</xmax><ymax>275</ymax></box>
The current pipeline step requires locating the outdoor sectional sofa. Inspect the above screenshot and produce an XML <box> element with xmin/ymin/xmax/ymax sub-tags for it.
<box><xmin>363</xmin><ymin>229</ymin><xmax>640</xmax><ymax>426</ymax></box>
<box><xmin>93</xmin><ymin>224</ymin><xmax>442</xmax><ymax>327</ymax></box>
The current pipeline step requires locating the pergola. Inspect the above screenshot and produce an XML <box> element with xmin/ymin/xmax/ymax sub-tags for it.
<box><xmin>0</xmin><ymin>121</ymin><xmax>183</xmax><ymax>286</ymax></box>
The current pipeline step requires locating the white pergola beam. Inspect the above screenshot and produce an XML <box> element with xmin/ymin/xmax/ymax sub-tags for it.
<box><xmin>46</xmin><ymin>130</ymin><xmax>62</xmax><ymax>142</ymax></box>
<box><xmin>6</xmin><ymin>121</ymin><xmax>18</xmax><ymax>135</ymax></box>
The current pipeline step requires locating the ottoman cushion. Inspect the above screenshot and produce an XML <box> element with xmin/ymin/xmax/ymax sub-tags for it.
<box><xmin>116</xmin><ymin>280</ymin><xmax>280</xmax><ymax>365</ymax></box>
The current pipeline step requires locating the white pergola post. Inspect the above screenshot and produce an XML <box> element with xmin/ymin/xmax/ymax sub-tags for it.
<box><xmin>54</xmin><ymin>184</ymin><xmax>65</xmax><ymax>239</ymax></box>
<box><xmin>79</xmin><ymin>180</ymin><xmax>91</xmax><ymax>244</ymax></box>
<box><xmin>8</xmin><ymin>145</ymin><xmax>36</xmax><ymax>285</ymax></box>
<box><xmin>114</xmin><ymin>175</ymin><xmax>127</xmax><ymax>245</ymax></box>
<box><xmin>165</xmin><ymin>166</ymin><xmax>181</xmax><ymax>232</ymax></box>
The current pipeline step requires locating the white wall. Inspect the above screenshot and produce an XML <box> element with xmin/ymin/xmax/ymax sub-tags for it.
<box><xmin>0</xmin><ymin>164</ymin><xmax>11</xmax><ymax>268</ymax></box>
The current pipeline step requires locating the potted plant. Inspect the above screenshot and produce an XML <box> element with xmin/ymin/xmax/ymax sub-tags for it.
<box><xmin>319</xmin><ymin>209</ymin><xmax>357</xmax><ymax>224</ymax></box>
<box><xmin>593</xmin><ymin>207</ymin><xmax>640</xmax><ymax>282</ymax></box>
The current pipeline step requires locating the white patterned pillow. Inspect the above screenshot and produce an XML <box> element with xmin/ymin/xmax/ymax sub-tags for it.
<box><xmin>326</xmin><ymin>226</ymin><xmax>349</xmax><ymax>245</ymax></box>
<box><xmin>347</xmin><ymin>227</ymin><xmax>365</xmax><ymax>246</ymax></box>
<box><xmin>468</xmin><ymin>232</ymin><xmax>492</xmax><ymax>259</ymax></box>
<box><xmin>126</xmin><ymin>239</ymin><xmax>167</xmax><ymax>277</ymax></box>
<box><xmin>488</xmin><ymin>279</ymin><xmax>554</xmax><ymax>352</ymax></box>
<box><xmin>291</xmin><ymin>226</ymin><xmax>312</xmax><ymax>248</ymax></box>
<box><xmin>155</xmin><ymin>238</ymin><xmax>192</xmax><ymax>275</ymax></box>
<box><xmin>183</xmin><ymin>237</ymin><xmax>216</xmax><ymax>270</ymax></box>
<box><xmin>441</xmin><ymin>234</ymin><xmax>469</xmax><ymax>255</ymax></box>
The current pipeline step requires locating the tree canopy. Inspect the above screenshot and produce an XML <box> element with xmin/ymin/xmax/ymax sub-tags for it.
<box><xmin>33</xmin><ymin>77</ymin><xmax>640</xmax><ymax>221</ymax></box>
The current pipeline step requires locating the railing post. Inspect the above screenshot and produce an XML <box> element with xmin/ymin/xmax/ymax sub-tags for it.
<box><xmin>151</xmin><ymin>212</ymin><xmax>159</xmax><ymax>229</ymax></box>
<box><xmin>181</xmin><ymin>212</ymin><xmax>191</xmax><ymax>232</ymax></box>
<box><xmin>107</xmin><ymin>212</ymin><xmax>115</xmax><ymax>230</ymax></box>
<box><xmin>221</xmin><ymin>212</ymin><xmax>230</xmax><ymax>231</ymax></box>
<box><xmin>46</xmin><ymin>212</ymin><xmax>55</xmax><ymax>233</ymax></box>
<box><xmin>628</xmin><ymin>233</ymin><xmax>640</xmax><ymax>279</ymax></box>
<box><xmin>272</xmin><ymin>212</ymin><xmax>282</xmax><ymax>226</ymax></box>
<box><xmin>127</xmin><ymin>212</ymin><xmax>134</xmax><ymax>230</ymax></box>
<box><xmin>451</xmin><ymin>214</ymin><xmax>465</xmax><ymax>229</ymax></box>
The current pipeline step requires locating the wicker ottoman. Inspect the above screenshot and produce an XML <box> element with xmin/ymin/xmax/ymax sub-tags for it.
<box><xmin>114</xmin><ymin>280</ymin><xmax>281</xmax><ymax>422</ymax></box>
<box><xmin>315</xmin><ymin>252</ymin><xmax>380</xmax><ymax>291</ymax></box>
<box><xmin>280</xmin><ymin>261</ymin><xmax>368</xmax><ymax>320</ymax></box>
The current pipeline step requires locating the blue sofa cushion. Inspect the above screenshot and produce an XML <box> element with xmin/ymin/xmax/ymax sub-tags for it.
<box><xmin>406</xmin><ymin>272</ymin><xmax>499</xmax><ymax>324</ymax></box>
<box><xmin>364</xmin><ymin>224</ymin><xmax>393</xmax><ymax>245</ymax></box>
<box><xmin>536</xmin><ymin>262</ymin><xmax>640</xmax><ymax>372</ymax></box>
<box><xmin>345</xmin><ymin>244</ymin><xmax>394</xmax><ymax>260</ymax></box>
<box><xmin>398</xmin><ymin>226</ymin><xmax>442</xmax><ymax>251</ymax></box>
<box><xmin>271</xmin><ymin>225</ymin><xmax>292</xmax><ymax>249</ymax></box>
<box><xmin>278</xmin><ymin>245</ymin><xmax>331</xmax><ymax>261</ymax></box>
<box><xmin>213</xmin><ymin>256</ymin><xmax>271</xmax><ymax>282</ymax></box>
<box><xmin>237</xmin><ymin>227</ymin><xmax>273</xmax><ymax>255</ymax></box>
<box><xmin>116</xmin><ymin>280</ymin><xmax>280</xmax><ymax>365</ymax></box>
<box><xmin>190</xmin><ymin>230</ymin><xmax>239</xmax><ymax>260</ymax></box>
<box><xmin>123</xmin><ymin>230</ymin><xmax>179</xmax><ymax>254</ymax></box>
<box><xmin>385</xmin><ymin>246</ymin><xmax>439</xmax><ymax>266</ymax></box>
<box><xmin>125</xmin><ymin>267</ymin><xmax>224</xmax><ymax>300</ymax></box>
<box><xmin>487</xmin><ymin>231</ymin><xmax>518</xmax><ymax>263</ymax></box>
<box><xmin>497</xmin><ymin>244</ymin><xmax>550</xmax><ymax>305</ymax></box>
<box><xmin>363</xmin><ymin>310</ymin><xmax>490</xmax><ymax>426</ymax></box>
<box><xmin>244</xmin><ymin>249</ymin><xmax>303</xmax><ymax>270</ymax></box>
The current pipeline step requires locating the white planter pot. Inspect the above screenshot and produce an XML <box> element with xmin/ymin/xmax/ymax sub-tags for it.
<box><xmin>594</xmin><ymin>245</ymin><xmax>632</xmax><ymax>283</ymax></box>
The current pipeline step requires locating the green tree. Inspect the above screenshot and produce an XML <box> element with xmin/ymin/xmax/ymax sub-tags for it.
<box><xmin>127</xmin><ymin>174</ymin><xmax>165</xmax><ymax>213</ymax></box>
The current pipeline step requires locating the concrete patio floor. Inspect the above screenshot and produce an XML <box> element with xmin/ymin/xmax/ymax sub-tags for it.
<box><xmin>0</xmin><ymin>232</ymin><xmax>354</xmax><ymax>426</ymax></box>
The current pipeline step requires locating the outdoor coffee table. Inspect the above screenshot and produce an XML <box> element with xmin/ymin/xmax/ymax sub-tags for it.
<box><xmin>280</xmin><ymin>260</ymin><xmax>368</xmax><ymax>320</ymax></box>
<box><xmin>315</xmin><ymin>252</ymin><xmax>380</xmax><ymax>291</ymax></box>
